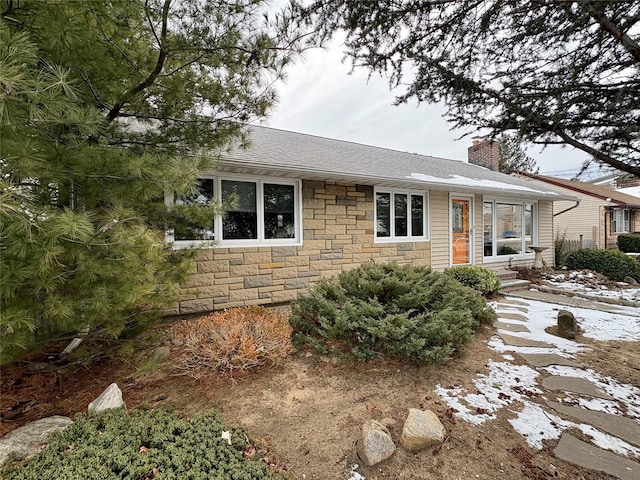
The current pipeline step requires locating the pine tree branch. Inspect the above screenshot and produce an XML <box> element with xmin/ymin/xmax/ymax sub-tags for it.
<box><xmin>86</xmin><ymin>0</ymin><xmax>146</xmax><ymax>81</ymax></box>
<box><xmin>587</xmin><ymin>3</ymin><xmax>640</xmax><ymax>63</ymax></box>
<box><xmin>554</xmin><ymin>129</ymin><xmax>640</xmax><ymax>176</ymax></box>
<box><xmin>106</xmin><ymin>0</ymin><xmax>171</xmax><ymax>123</ymax></box>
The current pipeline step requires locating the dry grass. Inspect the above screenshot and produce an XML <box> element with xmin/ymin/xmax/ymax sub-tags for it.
<box><xmin>170</xmin><ymin>306</ymin><xmax>293</xmax><ymax>378</ymax></box>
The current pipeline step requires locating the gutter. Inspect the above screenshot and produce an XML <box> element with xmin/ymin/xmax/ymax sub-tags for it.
<box><xmin>553</xmin><ymin>199</ymin><xmax>581</xmax><ymax>217</ymax></box>
<box><xmin>215</xmin><ymin>159</ymin><xmax>573</xmax><ymax>201</ymax></box>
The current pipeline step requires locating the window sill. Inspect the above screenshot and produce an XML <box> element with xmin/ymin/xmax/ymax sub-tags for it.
<box><xmin>482</xmin><ymin>253</ymin><xmax>534</xmax><ymax>263</ymax></box>
<box><xmin>169</xmin><ymin>239</ymin><xmax>302</xmax><ymax>249</ymax></box>
<box><xmin>374</xmin><ymin>237</ymin><xmax>430</xmax><ymax>244</ymax></box>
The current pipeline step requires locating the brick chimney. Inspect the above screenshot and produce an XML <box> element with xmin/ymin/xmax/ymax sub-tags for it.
<box><xmin>468</xmin><ymin>137</ymin><xmax>500</xmax><ymax>171</ymax></box>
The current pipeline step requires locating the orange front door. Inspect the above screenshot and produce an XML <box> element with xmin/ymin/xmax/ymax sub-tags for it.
<box><xmin>452</xmin><ymin>198</ymin><xmax>471</xmax><ymax>264</ymax></box>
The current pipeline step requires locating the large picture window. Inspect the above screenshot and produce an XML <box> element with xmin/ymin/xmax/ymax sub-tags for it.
<box><xmin>375</xmin><ymin>189</ymin><xmax>428</xmax><ymax>241</ymax></box>
<box><xmin>169</xmin><ymin>176</ymin><xmax>301</xmax><ymax>247</ymax></box>
<box><xmin>483</xmin><ymin>199</ymin><xmax>536</xmax><ymax>258</ymax></box>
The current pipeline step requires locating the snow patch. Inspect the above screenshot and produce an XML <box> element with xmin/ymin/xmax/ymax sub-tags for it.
<box><xmin>346</xmin><ymin>464</ymin><xmax>366</xmax><ymax>480</ymax></box>
<box><xmin>436</xmin><ymin>361</ymin><xmax>540</xmax><ymax>425</ymax></box>
<box><xmin>406</xmin><ymin>173</ymin><xmax>558</xmax><ymax>194</ymax></box>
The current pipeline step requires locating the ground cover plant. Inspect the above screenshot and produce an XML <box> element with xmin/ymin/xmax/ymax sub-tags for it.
<box><xmin>564</xmin><ymin>248</ymin><xmax>640</xmax><ymax>282</ymax></box>
<box><xmin>1</xmin><ymin>408</ymin><xmax>284</xmax><ymax>480</ymax></box>
<box><xmin>443</xmin><ymin>265</ymin><xmax>501</xmax><ymax>296</ymax></box>
<box><xmin>290</xmin><ymin>263</ymin><xmax>496</xmax><ymax>364</ymax></box>
<box><xmin>171</xmin><ymin>306</ymin><xmax>293</xmax><ymax>378</ymax></box>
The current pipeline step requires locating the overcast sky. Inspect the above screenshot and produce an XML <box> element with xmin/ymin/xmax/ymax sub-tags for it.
<box><xmin>264</xmin><ymin>40</ymin><xmax>597</xmax><ymax>179</ymax></box>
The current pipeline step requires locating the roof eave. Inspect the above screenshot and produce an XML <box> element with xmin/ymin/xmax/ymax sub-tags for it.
<box><xmin>215</xmin><ymin>159</ymin><xmax>575</xmax><ymax>201</ymax></box>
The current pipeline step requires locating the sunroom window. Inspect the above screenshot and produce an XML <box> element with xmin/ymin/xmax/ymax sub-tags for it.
<box><xmin>375</xmin><ymin>189</ymin><xmax>428</xmax><ymax>241</ymax></box>
<box><xmin>483</xmin><ymin>199</ymin><xmax>536</xmax><ymax>257</ymax></box>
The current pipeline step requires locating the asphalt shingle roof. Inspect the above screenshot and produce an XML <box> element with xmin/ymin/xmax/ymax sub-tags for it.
<box><xmin>215</xmin><ymin>126</ymin><xmax>573</xmax><ymax>200</ymax></box>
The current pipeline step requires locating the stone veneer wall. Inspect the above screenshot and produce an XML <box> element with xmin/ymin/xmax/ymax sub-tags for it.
<box><xmin>175</xmin><ymin>181</ymin><xmax>431</xmax><ymax>314</ymax></box>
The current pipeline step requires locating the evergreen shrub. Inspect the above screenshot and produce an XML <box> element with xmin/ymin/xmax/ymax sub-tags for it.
<box><xmin>290</xmin><ymin>263</ymin><xmax>496</xmax><ymax>364</ymax></box>
<box><xmin>564</xmin><ymin>248</ymin><xmax>640</xmax><ymax>281</ymax></box>
<box><xmin>443</xmin><ymin>265</ymin><xmax>501</xmax><ymax>296</ymax></box>
<box><xmin>498</xmin><ymin>245</ymin><xmax>519</xmax><ymax>255</ymax></box>
<box><xmin>1</xmin><ymin>408</ymin><xmax>284</xmax><ymax>480</ymax></box>
<box><xmin>617</xmin><ymin>233</ymin><xmax>640</xmax><ymax>253</ymax></box>
<box><xmin>171</xmin><ymin>306</ymin><xmax>293</xmax><ymax>378</ymax></box>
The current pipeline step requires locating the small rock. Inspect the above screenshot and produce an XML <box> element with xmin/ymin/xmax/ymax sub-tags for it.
<box><xmin>623</xmin><ymin>276</ymin><xmax>638</xmax><ymax>286</ymax></box>
<box><xmin>400</xmin><ymin>408</ymin><xmax>446</xmax><ymax>452</ymax></box>
<box><xmin>150</xmin><ymin>346</ymin><xmax>171</xmax><ymax>363</ymax></box>
<box><xmin>88</xmin><ymin>383</ymin><xmax>126</xmax><ymax>415</ymax></box>
<box><xmin>557</xmin><ymin>309</ymin><xmax>577</xmax><ymax>339</ymax></box>
<box><xmin>0</xmin><ymin>416</ymin><xmax>73</xmax><ymax>465</ymax></box>
<box><xmin>171</xmin><ymin>339</ymin><xmax>184</xmax><ymax>347</ymax></box>
<box><xmin>356</xmin><ymin>420</ymin><xmax>396</xmax><ymax>466</ymax></box>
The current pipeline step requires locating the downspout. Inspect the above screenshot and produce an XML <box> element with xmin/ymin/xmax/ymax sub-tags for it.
<box><xmin>553</xmin><ymin>199</ymin><xmax>581</xmax><ymax>217</ymax></box>
<box><xmin>604</xmin><ymin>207</ymin><xmax>608</xmax><ymax>249</ymax></box>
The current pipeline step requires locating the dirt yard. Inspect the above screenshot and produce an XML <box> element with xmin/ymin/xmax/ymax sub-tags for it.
<box><xmin>2</xmin><ymin>316</ymin><xmax>637</xmax><ymax>480</ymax></box>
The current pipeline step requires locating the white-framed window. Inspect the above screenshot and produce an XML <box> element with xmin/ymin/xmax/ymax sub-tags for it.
<box><xmin>483</xmin><ymin>198</ymin><xmax>536</xmax><ymax>258</ymax></box>
<box><xmin>167</xmin><ymin>175</ymin><xmax>302</xmax><ymax>247</ymax></box>
<box><xmin>375</xmin><ymin>188</ymin><xmax>428</xmax><ymax>242</ymax></box>
<box><xmin>612</xmin><ymin>209</ymin><xmax>630</xmax><ymax>233</ymax></box>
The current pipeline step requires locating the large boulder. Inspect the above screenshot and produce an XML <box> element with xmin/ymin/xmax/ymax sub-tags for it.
<box><xmin>356</xmin><ymin>420</ymin><xmax>396</xmax><ymax>466</ymax></box>
<box><xmin>0</xmin><ymin>416</ymin><xmax>73</xmax><ymax>465</ymax></box>
<box><xmin>400</xmin><ymin>408</ymin><xmax>446</xmax><ymax>452</ymax></box>
<box><xmin>88</xmin><ymin>383</ymin><xmax>126</xmax><ymax>415</ymax></box>
<box><xmin>557</xmin><ymin>309</ymin><xmax>577</xmax><ymax>339</ymax></box>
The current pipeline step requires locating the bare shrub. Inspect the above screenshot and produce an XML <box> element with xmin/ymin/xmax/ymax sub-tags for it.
<box><xmin>171</xmin><ymin>306</ymin><xmax>293</xmax><ymax>378</ymax></box>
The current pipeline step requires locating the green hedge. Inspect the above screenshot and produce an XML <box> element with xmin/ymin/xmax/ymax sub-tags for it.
<box><xmin>443</xmin><ymin>265</ymin><xmax>501</xmax><ymax>296</ymax></box>
<box><xmin>2</xmin><ymin>408</ymin><xmax>284</xmax><ymax>480</ymax></box>
<box><xmin>290</xmin><ymin>263</ymin><xmax>496</xmax><ymax>365</ymax></box>
<box><xmin>564</xmin><ymin>248</ymin><xmax>640</xmax><ymax>281</ymax></box>
<box><xmin>617</xmin><ymin>233</ymin><xmax>640</xmax><ymax>253</ymax></box>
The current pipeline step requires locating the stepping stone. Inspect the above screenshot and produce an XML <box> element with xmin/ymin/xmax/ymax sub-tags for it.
<box><xmin>496</xmin><ymin>312</ymin><xmax>528</xmax><ymax>322</ymax></box>
<box><xmin>494</xmin><ymin>321</ymin><xmax>530</xmax><ymax>333</ymax></box>
<box><xmin>554</xmin><ymin>433</ymin><xmax>639</xmax><ymax>480</ymax></box>
<box><xmin>497</xmin><ymin>332</ymin><xmax>554</xmax><ymax>348</ymax></box>
<box><xmin>546</xmin><ymin>400</ymin><xmax>640</xmax><ymax>448</ymax></box>
<box><xmin>498</xmin><ymin>298</ymin><xmax>528</xmax><ymax>306</ymax></box>
<box><xmin>541</xmin><ymin>376</ymin><xmax>613</xmax><ymax>400</ymax></box>
<box><xmin>518</xmin><ymin>353</ymin><xmax>581</xmax><ymax>368</ymax></box>
<box><xmin>495</xmin><ymin>304</ymin><xmax>528</xmax><ymax>313</ymax></box>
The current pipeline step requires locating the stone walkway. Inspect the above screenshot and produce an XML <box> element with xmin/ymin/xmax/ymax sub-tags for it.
<box><xmin>491</xmin><ymin>293</ymin><xmax>640</xmax><ymax>480</ymax></box>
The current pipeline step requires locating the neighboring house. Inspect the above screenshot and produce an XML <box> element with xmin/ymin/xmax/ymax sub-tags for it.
<box><xmin>168</xmin><ymin>127</ymin><xmax>573</xmax><ymax>314</ymax></box>
<box><xmin>588</xmin><ymin>171</ymin><xmax>640</xmax><ymax>189</ymax></box>
<box><xmin>515</xmin><ymin>173</ymin><xmax>640</xmax><ymax>249</ymax></box>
